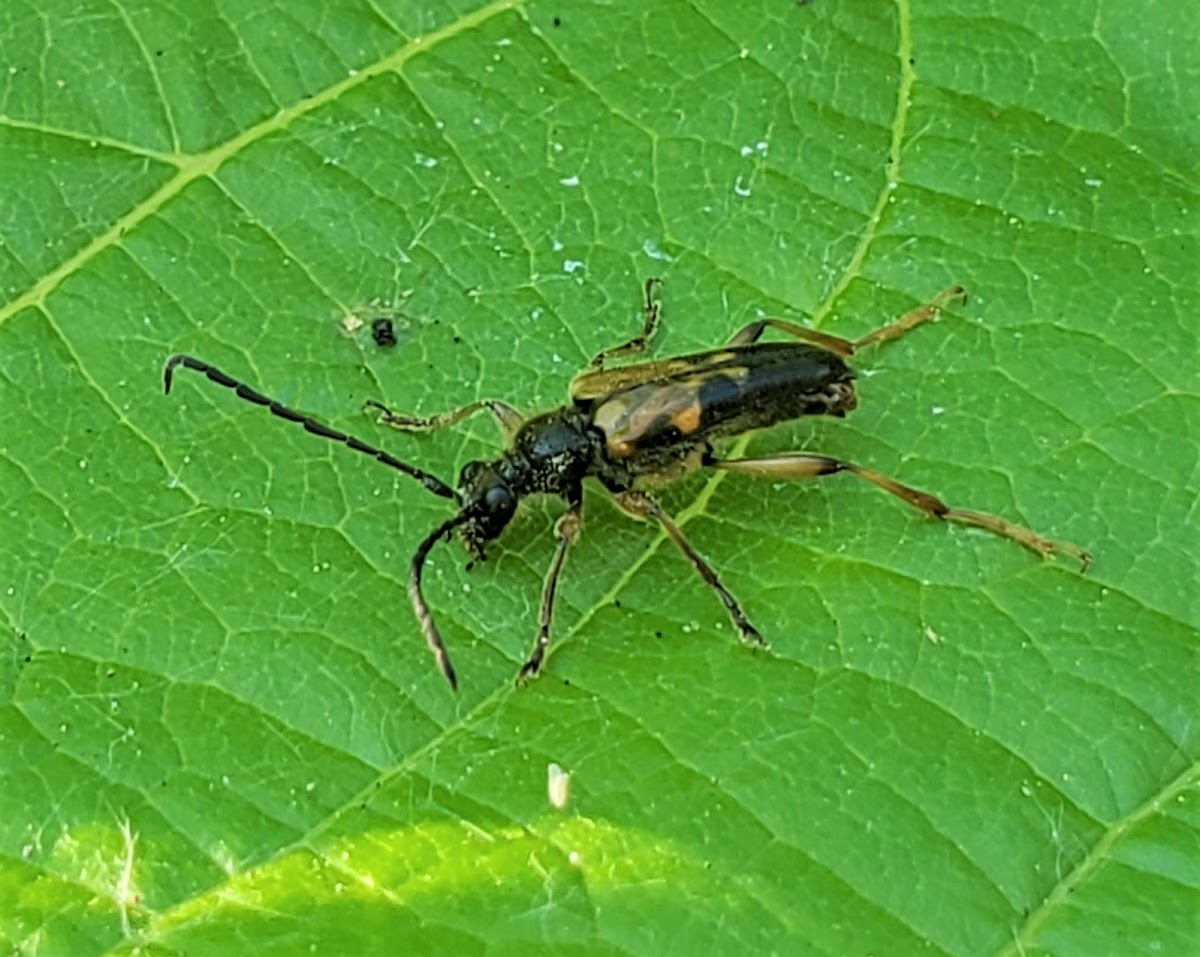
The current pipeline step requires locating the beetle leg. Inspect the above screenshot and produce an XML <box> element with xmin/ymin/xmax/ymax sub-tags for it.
<box><xmin>613</xmin><ymin>489</ymin><xmax>768</xmax><ymax>647</ymax></box>
<box><xmin>727</xmin><ymin>316</ymin><xmax>857</xmax><ymax>355</ymax></box>
<box><xmin>851</xmin><ymin>286</ymin><xmax>966</xmax><ymax>351</ymax></box>
<box><xmin>519</xmin><ymin>501</ymin><xmax>583</xmax><ymax>681</ymax></box>
<box><xmin>365</xmin><ymin>398</ymin><xmax>524</xmax><ymax>439</ymax></box>
<box><xmin>589</xmin><ymin>277</ymin><xmax>662</xmax><ymax>368</ymax></box>
<box><xmin>709</xmin><ymin>453</ymin><xmax>1091</xmax><ymax>569</ymax></box>
<box><xmin>727</xmin><ymin>286</ymin><xmax>968</xmax><ymax>356</ymax></box>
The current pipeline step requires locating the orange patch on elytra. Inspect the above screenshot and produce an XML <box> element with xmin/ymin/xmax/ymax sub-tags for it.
<box><xmin>670</xmin><ymin>401</ymin><xmax>704</xmax><ymax>434</ymax></box>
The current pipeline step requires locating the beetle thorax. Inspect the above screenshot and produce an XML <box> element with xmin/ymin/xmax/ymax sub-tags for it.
<box><xmin>507</xmin><ymin>406</ymin><xmax>600</xmax><ymax>495</ymax></box>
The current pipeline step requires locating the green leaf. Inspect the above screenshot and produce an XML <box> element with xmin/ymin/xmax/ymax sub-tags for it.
<box><xmin>1</xmin><ymin>1</ymin><xmax>1195</xmax><ymax>955</ymax></box>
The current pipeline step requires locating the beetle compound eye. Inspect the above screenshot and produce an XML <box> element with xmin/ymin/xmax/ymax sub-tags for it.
<box><xmin>485</xmin><ymin>484</ymin><xmax>515</xmax><ymax>514</ymax></box>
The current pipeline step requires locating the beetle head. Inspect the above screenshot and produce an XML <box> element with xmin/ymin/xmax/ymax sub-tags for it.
<box><xmin>456</xmin><ymin>459</ymin><xmax>518</xmax><ymax>559</ymax></box>
<box><xmin>406</xmin><ymin>458</ymin><xmax>519</xmax><ymax>690</ymax></box>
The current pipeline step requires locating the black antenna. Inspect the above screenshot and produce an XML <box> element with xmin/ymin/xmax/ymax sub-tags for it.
<box><xmin>409</xmin><ymin>513</ymin><xmax>472</xmax><ymax>690</ymax></box>
<box><xmin>163</xmin><ymin>354</ymin><xmax>457</xmax><ymax>501</ymax></box>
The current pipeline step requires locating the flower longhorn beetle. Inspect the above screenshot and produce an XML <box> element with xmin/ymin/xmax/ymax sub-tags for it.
<box><xmin>163</xmin><ymin>281</ymin><xmax>1090</xmax><ymax>690</ymax></box>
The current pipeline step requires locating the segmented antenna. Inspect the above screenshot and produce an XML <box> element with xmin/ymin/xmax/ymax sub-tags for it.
<box><xmin>408</xmin><ymin>513</ymin><xmax>472</xmax><ymax>690</ymax></box>
<box><xmin>163</xmin><ymin>354</ymin><xmax>458</xmax><ymax>501</ymax></box>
